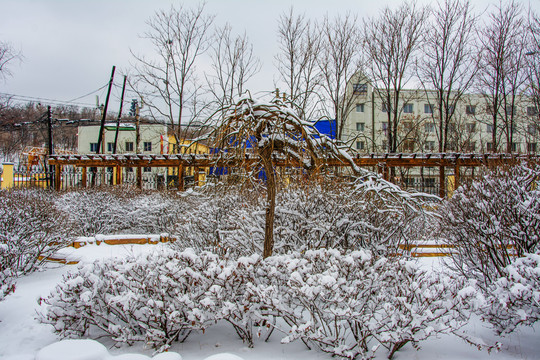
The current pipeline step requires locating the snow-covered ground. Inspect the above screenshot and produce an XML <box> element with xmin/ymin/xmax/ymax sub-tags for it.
<box><xmin>1</xmin><ymin>243</ymin><xmax>539</xmax><ymax>360</ymax></box>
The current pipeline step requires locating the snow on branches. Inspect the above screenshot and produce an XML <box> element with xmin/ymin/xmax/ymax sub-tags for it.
<box><xmin>0</xmin><ymin>189</ymin><xmax>73</xmax><ymax>275</ymax></box>
<box><xmin>483</xmin><ymin>251</ymin><xmax>540</xmax><ymax>335</ymax></box>
<box><xmin>438</xmin><ymin>165</ymin><xmax>540</xmax><ymax>289</ymax></box>
<box><xmin>39</xmin><ymin>248</ymin><xmax>477</xmax><ymax>359</ymax></box>
<box><xmin>204</xmin><ymin>93</ymin><xmax>359</xmax><ymax>257</ymax></box>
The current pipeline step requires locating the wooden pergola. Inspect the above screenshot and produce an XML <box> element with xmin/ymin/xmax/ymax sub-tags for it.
<box><xmin>48</xmin><ymin>152</ymin><xmax>540</xmax><ymax>196</ymax></box>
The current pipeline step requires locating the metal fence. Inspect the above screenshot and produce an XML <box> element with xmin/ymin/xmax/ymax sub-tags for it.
<box><xmin>12</xmin><ymin>167</ymin><xmax>163</xmax><ymax>190</ymax></box>
<box><xmin>9</xmin><ymin>165</ymin><xmax>457</xmax><ymax>195</ymax></box>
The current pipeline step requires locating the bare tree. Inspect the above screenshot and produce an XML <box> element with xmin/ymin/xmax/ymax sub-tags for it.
<box><xmin>363</xmin><ymin>1</ymin><xmax>428</xmax><ymax>153</ymax></box>
<box><xmin>130</xmin><ymin>3</ymin><xmax>214</xmax><ymax>150</ymax></box>
<box><xmin>0</xmin><ymin>41</ymin><xmax>22</xmax><ymax>82</ymax></box>
<box><xmin>477</xmin><ymin>0</ymin><xmax>528</xmax><ymax>153</ymax></box>
<box><xmin>525</xmin><ymin>11</ymin><xmax>540</xmax><ymax>131</ymax></box>
<box><xmin>419</xmin><ymin>0</ymin><xmax>479</xmax><ymax>152</ymax></box>
<box><xmin>318</xmin><ymin>12</ymin><xmax>363</xmax><ymax>140</ymax></box>
<box><xmin>207</xmin><ymin>24</ymin><xmax>261</xmax><ymax>110</ymax></box>
<box><xmin>275</xmin><ymin>8</ymin><xmax>322</xmax><ymax>120</ymax></box>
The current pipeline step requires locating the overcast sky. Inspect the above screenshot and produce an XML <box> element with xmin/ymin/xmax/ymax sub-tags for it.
<box><xmin>0</xmin><ymin>0</ymin><xmax>536</xmax><ymax>114</ymax></box>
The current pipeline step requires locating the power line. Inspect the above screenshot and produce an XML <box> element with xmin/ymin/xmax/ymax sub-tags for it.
<box><xmin>67</xmin><ymin>83</ymin><xmax>110</xmax><ymax>103</ymax></box>
<box><xmin>0</xmin><ymin>92</ymin><xmax>98</xmax><ymax>108</ymax></box>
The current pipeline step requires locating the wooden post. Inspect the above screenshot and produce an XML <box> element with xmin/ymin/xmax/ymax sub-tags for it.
<box><xmin>194</xmin><ymin>166</ymin><xmax>199</xmax><ymax>187</ymax></box>
<box><xmin>81</xmin><ymin>167</ymin><xmax>87</xmax><ymax>188</ymax></box>
<box><xmin>178</xmin><ymin>165</ymin><xmax>184</xmax><ymax>191</ymax></box>
<box><xmin>115</xmin><ymin>165</ymin><xmax>122</xmax><ymax>185</ymax></box>
<box><xmin>439</xmin><ymin>166</ymin><xmax>445</xmax><ymax>198</ymax></box>
<box><xmin>55</xmin><ymin>165</ymin><xmax>61</xmax><ymax>191</ymax></box>
<box><xmin>137</xmin><ymin>167</ymin><xmax>142</xmax><ymax>189</ymax></box>
<box><xmin>454</xmin><ymin>164</ymin><xmax>460</xmax><ymax>192</ymax></box>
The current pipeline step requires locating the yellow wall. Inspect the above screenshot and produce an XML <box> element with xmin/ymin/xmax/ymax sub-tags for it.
<box><xmin>0</xmin><ymin>163</ymin><xmax>14</xmax><ymax>189</ymax></box>
<box><xmin>166</xmin><ymin>136</ymin><xmax>210</xmax><ymax>179</ymax></box>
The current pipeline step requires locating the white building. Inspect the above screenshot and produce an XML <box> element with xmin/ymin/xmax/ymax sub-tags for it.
<box><xmin>77</xmin><ymin>123</ymin><xmax>166</xmax><ymax>155</ymax></box>
<box><xmin>343</xmin><ymin>76</ymin><xmax>540</xmax><ymax>155</ymax></box>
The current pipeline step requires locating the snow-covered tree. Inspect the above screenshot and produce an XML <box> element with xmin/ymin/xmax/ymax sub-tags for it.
<box><xmin>206</xmin><ymin>94</ymin><xmax>357</xmax><ymax>257</ymax></box>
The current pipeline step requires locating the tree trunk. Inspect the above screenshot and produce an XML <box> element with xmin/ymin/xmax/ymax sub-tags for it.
<box><xmin>261</xmin><ymin>151</ymin><xmax>276</xmax><ymax>258</ymax></box>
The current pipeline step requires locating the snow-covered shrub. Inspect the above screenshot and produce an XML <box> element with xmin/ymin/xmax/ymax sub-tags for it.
<box><xmin>0</xmin><ymin>189</ymin><xmax>73</xmax><ymax>274</ymax></box>
<box><xmin>173</xmin><ymin>187</ymin><xmax>266</xmax><ymax>256</ymax></box>
<box><xmin>203</xmin><ymin>253</ymin><xmax>273</xmax><ymax>347</ymax></box>
<box><xmin>351</xmin><ymin>174</ymin><xmax>439</xmax><ymax>254</ymax></box>
<box><xmin>40</xmin><ymin>246</ymin><xmax>273</xmax><ymax>350</ymax></box>
<box><xmin>0</xmin><ymin>244</ymin><xmax>16</xmax><ymax>301</ymax></box>
<box><xmin>273</xmin><ymin>183</ymin><xmax>360</xmax><ymax>251</ymax></box>
<box><xmin>39</xmin><ymin>248</ymin><xmax>221</xmax><ymax>351</ymax></box>
<box><xmin>174</xmin><ymin>178</ymin><xmax>438</xmax><ymax>257</ymax></box>
<box><xmin>483</xmin><ymin>251</ymin><xmax>540</xmax><ymax>335</ymax></box>
<box><xmin>438</xmin><ymin>165</ymin><xmax>540</xmax><ymax>289</ymax></box>
<box><xmin>56</xmin><ymin>187</ymin><xmax>185</xmax><ymax>236</ymax></box>
<box><xmin>55</xmin><ymin>188</ymin><xmax>128</xmax><ymax>236</ymax></box>
<box><xmin>255</xmin><ymin>249</ymin><xmax>477</xmax><ymax>359</ymax></box>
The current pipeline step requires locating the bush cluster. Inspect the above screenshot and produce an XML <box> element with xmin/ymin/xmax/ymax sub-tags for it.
<box><xmin>174</xmin><ymin>178</ymin><xmax>438</xmax><ymax>257</ymax></box>
<box><xmin>55</xmin><ymin>187</ymin><xmax>185</xmax><ymax>237</ymax></box>
<box><xmin>0</xmin><ymin>189</ymin><xmax>72</xmax><ymax>275</ymax></box>
<box><xmin>39</xmin><ymin>248</ymin><xmax>478</xmax><ymax>359</ymax></box>
<box><xmin>438</xmin><ymin>165</ymin><xmax>540</xmax><ymax>288</ymax></box>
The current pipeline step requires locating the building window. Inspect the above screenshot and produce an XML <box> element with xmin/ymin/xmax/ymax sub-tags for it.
<box><xmin>382</xmin><ymin>140</ymin><xmax>388</xmax><ymax>151</ymax></box>
<box><xmin>126</xmin><ymin>167</ymin><xmax>133</xmax><ymax>172</ymax></box>
<box><xmin>466</xmin><ymin>105</ymin><xmax>476</xmax><ymax>115</ymax></box>
<box><xmin>382</xmin><ymin>122</ymin><xmax>388</xmax><ymax>133</ymax></box>
<box><xmin>107</xmin><ymin>142</ymin><xmax>114</xmax><ymax>152</ymax></box>
<box><xmin>403</xmin><ymin>140</ymin><xmax>415</xmax><ymax>152</ymax></box>
<box><xmin>527</xmin><ymin>142</ymin><xmax>537</xmax><ymax>153</ymax></box>
<box><xmin>402</xmin><ymin>121</ymin><xmax>413</xmax><ymax>132</ymax></box>
<box><xmin>90</xmin><ymin>143</ymin><xmax>98</xmax><ymax>152</ymax></box>
<box><xmin>356</xmin><ymin>122</ymin><xmax>365</xmax><ymax>132</ymax></box>
<box><xmin>511</xmin><ymin>142</ymin><xmax>519</xmax><ymax>152</ymax></box>
<box><xmin>466</xmin><ymin>123</ymin><xmax>476</xmax><ymax>133</ymax></box>
<box><xmin>356</xmin><ymin>141</ymin><xmax>365</xmax><ymax>150</ymax></box>
<box><xmin>143</xmin><ymin>167</ymin><xmax>151</xmax><ymax>172</ymax></box>
<box><xmin>424</xmin><ymin>141</ymin><xmax>435</xmax><ymax>151</ymax></box>
<box><xmin>382</xmin><ymin>102</ymin><xmax>389</xmax><ymax>113</ymax></box>
<box><xmin>527</xmin><ymin>106</ymin><xmax>538</xmax><ymax>116</ymax></box>
<box><xmin>486</xmin><ymin>104</ymin><xmax>494</xmax><ymax>115</ymax></box>
<box><xmin>486</xmin><ymin>124</ymin><xmax>493</xmax><ymax>133</ymax></box>
<box><xmin>143</xmin><ymin>142</ymin><xmax>152</xmax><ymax>152</ymax></box>
<box><xmin>424</xmin><ymin>104</ymin><xmax>433</xmax><ymax>114</ymax></box>
<box><xmin>506</xmin><ymin>105</ymin><xmax>515</xmax><ymax>116</ymax></box>
<box><xmin>125</xmin><ymin>141</ymin><xmax>134</xmax><ymax>152</ymax></box>
<box><xmin>486</xmin><ymin>142</ymin><xmax>493</xmax><ymax>152</ymax></box>
<box><xmin>353</xmin><ymin>83</ymin><xmax>367</xmax><ymax>95</ymax></box>
<box><xmin>356</xmin><ymin>103</ymin><xmax>365</xmax><ymax>112</ymax></box>
<box><xmin>403</xmin><ymin>103</ymin><xmax>413</xmax><ymax>114</ymax></box>
<box><xmin>424</xmin><ymin>123</ymin><xmax>435</xmax><ymax>133</ymax></box>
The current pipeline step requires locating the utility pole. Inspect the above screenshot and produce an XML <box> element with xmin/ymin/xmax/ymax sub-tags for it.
<box><xmin>96</xmin><ymin>65</ymin><xmax>116</xmax><ymax>153</ymax></box>
<box><xmin>46</xmin><ymin>106</ymin><xmax>54</xmax><ymax>189</ymax></box>
<box><xmin>113</xmin><ymin>75</ymin><xmax>127</xmax><ymax>154</ymax></box>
